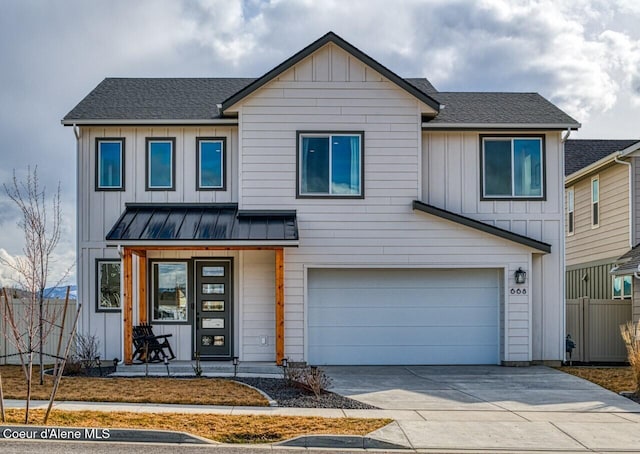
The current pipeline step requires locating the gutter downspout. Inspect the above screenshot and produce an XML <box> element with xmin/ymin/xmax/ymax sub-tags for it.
<box><xmin>614</xmin><ymin>155</ymin><xmax>633</xmax><ymax>249</ymax></box>
<box><xmin>560</xmin><ymin>128</ymin><xmax>570</xmax><ymax>362</ymax></box>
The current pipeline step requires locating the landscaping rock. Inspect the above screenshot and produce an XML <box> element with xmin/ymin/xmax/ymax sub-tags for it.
<box><xmin>233</xmin><ymin>377</ymin><xmax>377</xmax><ymax>409</ymax></box>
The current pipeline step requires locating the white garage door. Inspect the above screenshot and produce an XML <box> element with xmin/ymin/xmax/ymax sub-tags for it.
<box><xmin>308</xmin><ymin>268</ymin><xmax>500</xmax><ymax>365</ymax></box>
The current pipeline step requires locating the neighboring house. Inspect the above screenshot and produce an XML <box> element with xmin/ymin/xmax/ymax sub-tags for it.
<box><xmin>62</xmin><ymin>32</ymin><xmax>579</xmax><ymax>366</ymax></box>
<box><xmin>565</xmin><ymin>139</ymin><xmax>640</xmax><ymax>322</ymax></box>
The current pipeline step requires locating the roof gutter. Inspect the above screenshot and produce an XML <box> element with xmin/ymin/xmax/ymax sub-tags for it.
<box><xmin>421</xmin><ymin>123</ymin><xmax>580</xmax><ymax>130</ymax></box>
<box><xmin>614</xmin><ymin>154</ymin><xmax>634</xmax><ymax>248</ymax></box>
<box><xmin>61</xmin><ymin>119</ymin><xmax>239</xmax><ymax>126</ymax></box>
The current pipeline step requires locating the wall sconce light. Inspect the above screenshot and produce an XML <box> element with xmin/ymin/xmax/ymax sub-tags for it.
<box><xmin>514</xmin><ymin>267</ymin><xmax>527</xmax><ymax>284</ymax></box>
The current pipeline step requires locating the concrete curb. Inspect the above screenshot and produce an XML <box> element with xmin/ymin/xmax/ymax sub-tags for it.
<box><xmin>278</xmin><ymin>434</ymin><xmax>410</xmax><ymax>450</ymax></box>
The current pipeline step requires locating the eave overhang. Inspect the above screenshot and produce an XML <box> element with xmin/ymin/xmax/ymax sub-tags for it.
<box><xmin>412</xmin><ymin>200</ymin><xmax>551</xmax><ymax>254</ymax></box>
<box><xmin>422</xmin><ymin>123</ymin><xmax>580</xmax><ymax>131</ymax></box>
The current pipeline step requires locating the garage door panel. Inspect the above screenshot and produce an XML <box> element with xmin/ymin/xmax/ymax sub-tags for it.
<box><xmin>309</xmin><ymin>306</ymin><xmax>498</xmax><ymax>327</ymax></box>
<box><xmin>308</xmin><ymin>345</ymin><xmax>498</xmax><ymax>365</ymax></box>
<box><xmin>308</xmin><ymin>288</ymin><xmax>499</xmax><ymax>308</ymax></box>
<box><xmin>308</xmin><ymin>326</ymin><xmax>498</xmax><ymax>345</ymax></box>
<box><xmin>308</xmin><ymin>268</ymin><xmax>500</xmax><ymax>365</ymax></box>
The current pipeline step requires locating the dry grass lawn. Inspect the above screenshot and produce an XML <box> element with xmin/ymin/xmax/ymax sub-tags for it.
<box><xmin>2</xmin><ymin>409</ymin><xmax>391</xmax><ymax>443</ymax></box>
<box><xmin>559</xmin><ymin>366</ymin><xmax>636</xmax><ymax>394</ymax></box>
<box><xmin>0</xmin><ymin>365</ymin><xmax>267</xmax><ymax>406</ymax></box>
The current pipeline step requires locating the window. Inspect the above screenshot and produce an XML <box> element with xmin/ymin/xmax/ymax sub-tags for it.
<box><xmin>481</xmin><ymin>136</ymin><xmax>544</xmax><ymax>199</ymax></box>
<box><xmin>613</xmin><ymin>275</ymin><xmax>632</xmax><ymax>299</ymax></box>
<box><xmin>196</xmin><ymin>137</ymin><xmax>225</xmax><ymax>190</ymax></box>
<box><xmin>567</xmin><ymin>187</ymin><xmax>575</xmax><ymax>235</ymax></box>
<box><xmin>297</xmin><ymin>132</ymin><xmax>363</xmax><ymax>197</ymax></box>
<box><xmin>146</xmin><ymin>138</ymin><xmax>175</xmax><ymax>190</ymax></box>
<box><xmin>96</xmin><ymin>260</ymin><xmax>121</xmax><ymax>311</ymax></box>
<box><xmin>152</xmin><ymin>261</ymin><xmax>188</xmax><ymax>322</ymax></box>
<box><xmin>96</xmin><ymin>138</ymin><xmax>124</xmax><ymax>190</ymax></box>
<box><xmin>591</xmin><ymin>177</ymin><xmax>599</xmax><ymax>227</ymax></box>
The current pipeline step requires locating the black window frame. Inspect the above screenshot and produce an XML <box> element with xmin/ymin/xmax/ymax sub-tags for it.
<box><xmin>149</xmin><ymin>259</ymin><xmax>192</xmax><ymax>325</ymax></box>
<box><xmin>95</xmin><ymin>258</ymin><xmax>121</xmax><ymax>312</ymax></box>
<box><xmin>146</xmin><ymin>137</ymin><xmax>176</xmax><ymax>191</ymax></box>
<box><xmin>95</xmin><ymin>138</ymin><xmax>125</xmax><ymax>191</ymax></box>
<box><xmin>296</xmin><ymin>130</ymin><xmax>365</xmax><ymax>199</ymax></box>
<box><xmin>479</xmin><ymin>134</ymin><xmax>546</xmax><ymax>201</ymax></box>
<box><xmin>196</xmin><ymin>137</ymin><xmax>227</xmax><ymax>191</ymax></box>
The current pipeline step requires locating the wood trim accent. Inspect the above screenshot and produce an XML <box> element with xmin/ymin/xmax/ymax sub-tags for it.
<box><xmin>275</xmin><ymin>248</ymin><xmax>285</xmax><ymax>364</ymax></box>
<box><xmin>137</xmin><ymin>250</ymin><xmax>147</xmax><ymax>324</ymax></box>
<box><xmin>123</xmin><ymin>248</ymin><xmax>133</xmax><ymax>365</ymax></box>
<box><xmin>126</xmin><ymin>246</ymin><xmax>288</xmax><ymax>253</ymax></box>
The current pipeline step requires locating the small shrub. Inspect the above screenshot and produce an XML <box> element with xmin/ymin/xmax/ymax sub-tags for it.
<box><xmin>70</xmin><ymin>333</ymin><xmax>100</xmax><ymax>375</ymax></box>
<box><xmin>192</xmin><ymin>352</ymin><xmax>203</xmax><ymax>377</ymax></box>
<box><xmin>620</xmin><ymin>321</ymin><xmax>640</xmax><ymax>395</ymax></box>
<box><xmin>286</xmin><ymin>364</ymin><xmax>332</xmax><ymax>398</ymax></box>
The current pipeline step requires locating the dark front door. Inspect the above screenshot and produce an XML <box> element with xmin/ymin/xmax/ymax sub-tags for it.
<box><xmin>194</xmin><ymin>259</ymin><xmax>232</xmax><ymax>359</ymax></box>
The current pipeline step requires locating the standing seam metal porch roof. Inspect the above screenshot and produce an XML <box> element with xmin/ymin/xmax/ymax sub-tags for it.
<box><xmin>106</xmin><ymin>204</ymin><xmax>298</xmax><ymax>243</ymax></box>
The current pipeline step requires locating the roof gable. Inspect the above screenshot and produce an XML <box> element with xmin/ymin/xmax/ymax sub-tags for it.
<box><xmin>221</xmin><ymin>31</ymin><xmax>441</xmax><ymax>113</ymax></box>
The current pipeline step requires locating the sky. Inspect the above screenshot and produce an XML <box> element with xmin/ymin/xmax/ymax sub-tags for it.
<box><xmin>0</xmin><ymin>0</ymin><xmax>639</xmax><ymax>286</ymax></box>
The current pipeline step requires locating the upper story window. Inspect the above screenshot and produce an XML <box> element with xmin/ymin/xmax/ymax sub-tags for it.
<box><xmin>567</xmin><ymin>187</ymin><xmax>575</xmax><ymax>235</ymax></box>
<box><xmin>613</xmin><ymin>275</ymin><xmax>632</xmax><ymax>299</ymax></box>
<box><xmin>591</xmin><ymin>176</ymin><xmax>599</xmax><ymax>227</ymax></box>
<box><xmin>297</xmin><ymin>132</ymin><xmax>363</xmax><ymax>198</ymax></box>
<box><xmin>196</xmin><ymin>137</ymin><xmax>225</xmax><ymax>191</ymax></box>
<box><xmin>96</xmin><ymin>138</ymin><xmax>125</xmax><ymax>191</ymax></box>
<box><xmin>481</xmin><ymin>136</ymin><xmax>544</xmax><ymax>200</ymax></box>
<box><xmin>146</xmin><ymin>138</ymin><xmax>175</xmax><ymax>191</ymax></box>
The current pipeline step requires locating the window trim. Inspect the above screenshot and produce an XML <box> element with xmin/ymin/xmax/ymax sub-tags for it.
<box><xmin>95</xmin><ymin>138</ymin><xmax>125</xmax><ymax>191</ymax></box>
<box><xmin>612</xmin><ymin>275</ymin><xmax>632</xmax><ymax>299</ymax></box>
<box><xmin>479</xmin><ymin>134</ymin><xmax>546</xmax><ymax>201</ymax></box>
<box><xmin>146</xmin><ymin>137</ymin><xmax>176</xmax><ymax>191</ymax></box>
<box><xmin>296</xmin><ymin>130</ymin><xmax>365</xmax><ymax>199</ymax></box>
<box><xmin>591</xmin><ymin>176</ymin><xmax>599</xmax><ymax>228</ymax></box>
<box><xmin>567</xmin><ymin>187</ymin><xmax>575</xmax><ymax>235</ymax></box>
<box><xmin>149</xmin><ymin>259</ymin><xmax>191</xmax><ymax>324</ymax></box>
<box><xmin>95</xmin><ymin>259</ymin><xmax>121</xmax><ymax>312</ymax></box>
<box><xmin>196</xmin><ymin>137</ymin><xmax>226</xmax><ymax>191</ymax></box>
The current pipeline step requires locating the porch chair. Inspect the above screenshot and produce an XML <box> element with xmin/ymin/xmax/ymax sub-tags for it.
<box><xmin>132</xmin><ymin>323</ymin><xmax>176</xmax><ymax>363</ymax></box>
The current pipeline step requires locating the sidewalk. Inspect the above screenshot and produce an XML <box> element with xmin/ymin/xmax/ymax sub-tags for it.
<box><xmin>4</xmin><ymin>398</ymin><xmax>640</xmax><ymax>452</ymax></box>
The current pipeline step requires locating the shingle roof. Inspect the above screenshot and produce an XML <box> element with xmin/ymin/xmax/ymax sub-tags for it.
<box><xmin>564</xmin><ymin>139</ymin><xmax>640</xmax><ymax>176</ymax></box>
<box><xmin>405</xmin><ymin>78</ymin><xmax>438</xmax><ymax>94</ymax></box>
<box><xmin>63</xmin><ymin>78</ymin><xmax>255</xmax><ymax>121</ymax></box>
<box><xmin>612</xmin><ymin>244</ymin><xmax>640</xmax><ymax>275</ymax></box>
<box><xmin>422</xmin><ymin>92</ymin><xmax>579</xmax><ymax>127</ymax></box>
<box><xmin>106</xmin><ymin>204</ymin><xmax>298</xmax><ymax>243</ymax></box>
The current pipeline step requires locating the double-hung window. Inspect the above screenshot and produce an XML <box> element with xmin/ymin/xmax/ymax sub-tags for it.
<box><xmin>298</xmin><ymin>132</ymin><xmax>363</xmax><ymax>198</ymax></box>
<box><xmin>591</xmin><ymin>176</ymin><xmax>599</xmax><ymax>227</ymax></box>
<box><xmin>613</xmin><ymin>275</ymin><xmax>632</xmax><ymax>299</ymax></box>
<box><xmin>196</xmin><ymin>137</ymin><xmax>225</xmax><ymax>190</ymax></box>
<box><xmin>481</xmin><ymin>136</ymin><xmax>544</xmax><ymax>199</ymax></box>
<box><xmin>146</xmin><ymin>138</ymin><xmax>175</xmax><ymax>190</ymax></box>
<box><xmin>151</xmin><ymin>261</ymin><xmax>188</xmax><ymax>322</ymax></box>
<box><xmin>96</xmin><ymin>259</ymin><xmax>121</xmax><ymax>311</ymax></box>
<box><xmin>96</xmin><ymin>138</ymin><xmax>125</xmax><ymax>190</ymax></box>
<box><xmin>567</xmin><ymin>187</ymin><xmax>575</xmax><ymax>235</ymax></box>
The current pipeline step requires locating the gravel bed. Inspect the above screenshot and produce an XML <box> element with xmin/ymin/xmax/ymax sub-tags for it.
<box><xmin>232</xmin><ymin>377</ymin><xmax>378</xmax><ymax>409</ymax></box>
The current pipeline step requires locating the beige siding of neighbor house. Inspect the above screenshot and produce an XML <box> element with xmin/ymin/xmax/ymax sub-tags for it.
<box><xmin>565</xmin><ymin>163</ymin><xmax>630</xmax><ymax>267</ymax></box>
<box><xmin>231</xmin><ymin>42</ymin><xmax>565</xmax><ymax>364</ymax></box>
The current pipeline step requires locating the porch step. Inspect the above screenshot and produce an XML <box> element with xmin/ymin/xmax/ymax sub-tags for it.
<box><xmin>111</xmin><ymin>361</ymin><xmax>283</xmax><ymax>378</ymax></box>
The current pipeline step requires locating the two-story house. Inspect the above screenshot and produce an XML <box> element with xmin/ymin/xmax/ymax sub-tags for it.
<box><xmin>63</xmin><ymin>32</ymin><xmax>579</xmax><ymax>366</ymax></box>
<box><xmin>565</xmin><ymin>139</ymin><xmax>640</xmax><ymax>324</ymax></box>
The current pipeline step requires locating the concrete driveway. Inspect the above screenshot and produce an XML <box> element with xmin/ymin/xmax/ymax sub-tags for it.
<box><xmin>325</xmin><ymin>365</ymin><xmax>640</xmax><ymax>452</ymax></box>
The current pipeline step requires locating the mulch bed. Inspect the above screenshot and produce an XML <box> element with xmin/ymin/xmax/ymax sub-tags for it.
<box><xmin>233</xmin><ymin>377</ymin><xmax>377</xmax><ymax>409</ymax></box>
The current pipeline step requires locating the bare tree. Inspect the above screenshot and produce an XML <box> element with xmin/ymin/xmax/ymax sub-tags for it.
<box><xmin>0</xmin><ymin>167</ymin><xmax>71</xmax><ymax>422</ymax></box>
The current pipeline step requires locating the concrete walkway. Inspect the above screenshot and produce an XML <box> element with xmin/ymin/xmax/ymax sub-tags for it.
<box><xmin>3</xmin><ymin>365</ymin><xmax>640</xmax><ymax>452</ymax></box>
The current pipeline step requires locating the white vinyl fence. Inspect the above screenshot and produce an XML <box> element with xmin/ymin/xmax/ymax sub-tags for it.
<box><xmin>566</xmin><ymin>298</ymin><xmax>631</xmax><ymax>362</ymax></box>
<box><xmin>0</xmin><ymin>290</ymin><xmax>76</xmax><ymax>365</ymax></box>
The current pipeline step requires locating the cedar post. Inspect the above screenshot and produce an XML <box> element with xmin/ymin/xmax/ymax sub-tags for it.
<box><xmin>138</xmin><ymin>250</ymin><xmax>148</xmax><ymax>324</ymax></box>
<box><xmin>123</xmin><ymin>248</ymin><xmax>133</xmax><ymax>364</ymax></box>
<box><xmin>275</xmin><ymin>248</ymin><xmax>285</xmax><ymax>364</ymax></box>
